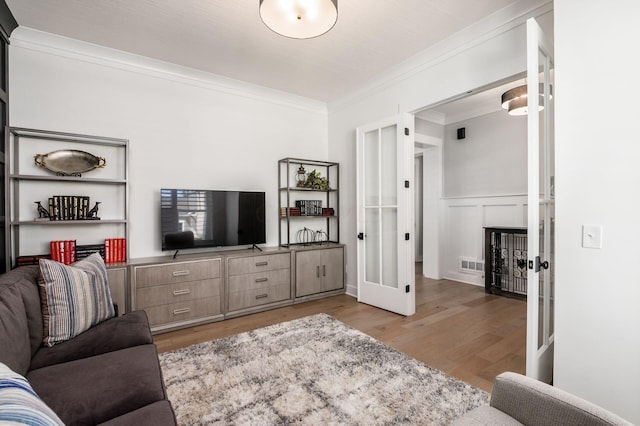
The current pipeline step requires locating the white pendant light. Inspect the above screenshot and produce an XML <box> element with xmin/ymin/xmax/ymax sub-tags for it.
<box><xmin>259</xmin><ymin>0</ymin><xmax>338</xmax><ymax>39</ymax></box>
<box><xmin>501</xmin><ymin>84</ymin><xmax>552</xmax><ymax>116</ymax></box>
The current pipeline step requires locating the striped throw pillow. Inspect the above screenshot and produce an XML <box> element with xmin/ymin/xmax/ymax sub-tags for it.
<box><xmin>39</xmin><ymin>253</ymin><xmax>115</xmax><ymax>347</ymax></box>
<box><xmin>0</xmin><ymin>362</ymin><xmax>64</xmax><ymax>425</ymax></box>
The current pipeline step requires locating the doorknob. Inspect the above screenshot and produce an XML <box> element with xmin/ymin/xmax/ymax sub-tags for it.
<box><xmin>529</xmin><ymin>256</ymin><xmax>549</xmax><ymax>271</ymax></box>
<box><xmin>357</xmin><ymin>233</ymin><xmax>364</xmax><ymax>240</ymax></box>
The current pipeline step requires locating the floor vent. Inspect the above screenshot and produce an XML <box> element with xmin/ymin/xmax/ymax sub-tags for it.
<box><xmin>459</xmin><ymin>257</ymin><xmax>484</xmax><ymax>274</ymax></box>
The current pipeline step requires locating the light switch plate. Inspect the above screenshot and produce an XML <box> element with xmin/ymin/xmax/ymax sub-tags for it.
<box><xmin>582</xmin><ymin>225</ymin><xmax>602</xmax><ymax>249</ymax></box>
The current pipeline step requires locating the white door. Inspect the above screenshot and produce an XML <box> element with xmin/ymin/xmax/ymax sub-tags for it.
<box><xmin>356</xmin><ymin>114</ymin><xmax>415</xmax><ymax>316</ymax></box>
<box><xmin>526</xmin><ymin>18</ymin><xmax>555</xmax><ymax>383</ymax></box>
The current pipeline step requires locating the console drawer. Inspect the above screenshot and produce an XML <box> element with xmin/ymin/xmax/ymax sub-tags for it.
<box><xmin>227</xmin><ymin>253</ymin><xmax>290</xmax><ymax>276</ymax></box>
<box><xmin>227</xmin><ymin>269</ymin><xmax>290</xmax><ymax>293</ymax></box>
<box><xmin>135</xmin><ymin>258</ymin><xmax>221</xmax><ymax>288</ymax></box>
<box><xmin>227</xmin><ymin>283</ymin><xmax>290</xmax><ymax>312</ymax></box>
<box><xmin>144</xmin><ymin>297</ymin><xmax>221</xmax><ymax>327</ymax></box>
<box><xmin>136</xmin><ymin>278</ymin><xmax>221</xmax><ymax>309</ymax></box>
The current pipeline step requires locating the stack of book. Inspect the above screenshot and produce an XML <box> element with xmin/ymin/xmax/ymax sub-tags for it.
<box><xmin>48</xmin><ymin>196</ymin><xmax>92</xmax><ymax>221</ymax></box>
<box><xmin>104</xmin><ymin>238</ymin><xmax>127</xmax><ymax>263</ymax></box>
<box><xmin>49</xmin><ymin>240</ymin><xmax>77</xmax><ymax>265</ymax></box>
<box><xmin>280</xmin><ymin>207</ymin><xmax>301</xmax><ymax>217</ymax></box>
<box><xmin>295</xmin><ymin>200</ymin><xmax>323</xmax><ymax>216</ymax></box>
<box><xmin>75</xmin><ymin>244</ymin><xmax>106</xmax><ymax>261</ymax></box>
<box><xmin>15</xmin><ymin>255</ymin><xmax>50</xmax><ymax>267</ymax></box>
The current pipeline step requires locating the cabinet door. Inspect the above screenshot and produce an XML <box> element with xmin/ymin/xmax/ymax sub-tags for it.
<box><xmin>321</xmin><ymin>247</ymin><xmax>344</xmax><ymax>292</ymax></box>
<box><xmin>295</xmin><ymin>250</ymin><xmax>322</xmax><ymax>297</ymax></box>
<box><xmin>107</xmin><ymin>267</ymin><xmax>127</xmax><ymax>315</ymax></box>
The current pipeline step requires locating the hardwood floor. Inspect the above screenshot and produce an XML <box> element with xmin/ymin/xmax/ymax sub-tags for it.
<box><xmin>154</xmin><ymin>265</ymin><xmax>526</xmax><ymax>392</ymax></box>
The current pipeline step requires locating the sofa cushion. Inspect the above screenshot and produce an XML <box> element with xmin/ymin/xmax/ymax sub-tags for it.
<box><xmin>451</xmin><ymin>405</ymin><xmax>523</xmax><ymax>425</ymax></box>
<box><xmin>0</xmin><ymin>283</ymin><xmax>31</xmax><ymax>375</ymax></box>
<box><xmin>30</xmin><ymin>310</ymin><xmax>153</xmax><ymax>370</ymax></box>
<box><xmin>8</xmin><ymin>266</ymin><xmax>45</xmax><ymax>357</ymax></box>
<box><xmin>97</xmin><ymin>401</ymin><xmax>177</xmax><ymax>426</ymax></box>
<box><xmin>39</xmin><ymin>253</ymin><xmax>115</xmax><ymax>346</ymax></box>
<box><xmin>28</xmin><ymin>344</ymin><xmax>167</xmax><ymax>425</ymax></box>
<box><xmin>0</xmin><ymin>362</ymin><xmax>64</xmax><ymax>426</ymax></box>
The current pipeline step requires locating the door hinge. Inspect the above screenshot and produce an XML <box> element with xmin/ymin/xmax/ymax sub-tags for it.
<box><xmin>404</xmin><ymin>127</ymin><xmax>410</xmax><ymax>136</ymax></box>
<box><xmin>404</xmin><ymin>180</ymin><xmax>410</xmax><ymax>188</ymax></box>
<box><xmin>405</xmin><ymin>233</ymin><xmax>410</xmax><ymax>240</ymax></box>
<box><xmin>405</xmin><ymin>285</ymin><xmax>410</xmax><ymax>293</ymax></box>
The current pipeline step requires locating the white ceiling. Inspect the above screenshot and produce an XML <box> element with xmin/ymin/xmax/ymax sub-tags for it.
<box><xmin>5</xmin><ymin>0</ymin><xmax>529</xmax><ymax>104</ymax></box>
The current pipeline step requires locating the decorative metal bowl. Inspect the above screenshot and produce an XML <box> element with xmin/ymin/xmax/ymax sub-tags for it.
<box><xmin>34</xmin><ymin>150</ymin><xmax>106</xmax><ymax>176</ymax></box>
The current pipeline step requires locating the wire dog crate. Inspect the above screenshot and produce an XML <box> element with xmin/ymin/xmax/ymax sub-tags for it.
<box><xmin>484</xmin><ymin>227</ymin><xmax>528</xmax><ymax>298</ymax></box>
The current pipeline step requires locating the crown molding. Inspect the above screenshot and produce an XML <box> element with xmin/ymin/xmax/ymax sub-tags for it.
<box><xmin>10</xmin><ymin>27</ymin><xmax>328</xmax><ymax>116</ymax></box>
<box><xmin>328</xmin><ymin>0</ymin><xmax>553</xmax><ymax>114</ymax></box>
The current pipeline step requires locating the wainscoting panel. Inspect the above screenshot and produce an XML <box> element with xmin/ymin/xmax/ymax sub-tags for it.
<box><xmin>442</xmin><ymin>195</ymin><xmax>526</xmax><ymax>286</ymax></box>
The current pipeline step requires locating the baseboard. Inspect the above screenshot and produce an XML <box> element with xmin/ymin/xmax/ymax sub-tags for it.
<box><xmin>345</xmin><ymin>284</ymin><xmax>357</xmax><ymax>298</ymax></box>
<box><xmin>443</xmin><ymin>271</ymin><xmax>484</xmax><ymax>287</ymax></box>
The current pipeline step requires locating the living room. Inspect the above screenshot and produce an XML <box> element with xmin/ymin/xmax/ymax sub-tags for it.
<box><xmin>0</xmin><ymin>0</ymin><xmax>638</xmax><ymax>425</ymax></box>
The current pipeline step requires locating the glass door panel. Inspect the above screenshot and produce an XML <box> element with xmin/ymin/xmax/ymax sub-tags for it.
<box><xmin>365</xmin><ymin>207</ymin><xmax>381</xmax><ymax>284</ymax></box>
<box><xmin>364</xmin><ymin>130</ymin><xmax>380</xmax><ymax>206</ymax></box>
<box><xmin>380</xmin><ymin>125</ymin><xmax>397</xmax><ymax>206</ymax></box>
<box><xmin>381</xmin><ymin>208</ymin><xmax>398</xmax><ymax>288</ymax></box>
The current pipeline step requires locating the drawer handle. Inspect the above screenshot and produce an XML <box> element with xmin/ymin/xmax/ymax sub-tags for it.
<box><xmin>172</xmin><ymin>270</ymin><xmax>190</xmax><ymax>277</ymax></box>
<box><xmin>173</xmin><ymin>307</ymin><xmax>191</xmax><ymax>315</ymax></box>
<box><xmin>255</xmin><ymin>261</ymin><xmax>268</xmax><ymax>267</ymax></box>
<box><xmin>173</xmin><ymin>289</ymin><xmax>191</xmax><ymax>296</ymax></box>
<box><xmin>255</xmin><ymin>277</ymin><xmax>268</xmax><ymax>283</ymax></box>
<box><xmin>255</xmin><ymin>294</ymin><xmax>268</xmax><ymax>300</ymax></box>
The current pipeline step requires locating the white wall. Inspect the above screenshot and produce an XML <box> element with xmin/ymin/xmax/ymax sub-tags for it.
<box><xmin>442</xmin><ymin>195</ymin><xmax>527</xmax><ymax>286</ymax></box>
<box><xmin>9</xmin><ymin>28</ymin><xmax>328</xmax><ymax>258</ymax></box>
<box><xmin>554</xmin><ymin>1</ymin><xmax>640</xmax><ymax>423</ymax></box>
<box><xmin>443</xmin><ymin>110</ymin><xmax>527</xmax><ymax>197</ymax></box>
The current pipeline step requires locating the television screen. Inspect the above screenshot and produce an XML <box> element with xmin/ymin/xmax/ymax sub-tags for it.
<box><xmin>160</xmin><ymin>189</ymin><xmax>266</xmax><ymax>250</ymax></box>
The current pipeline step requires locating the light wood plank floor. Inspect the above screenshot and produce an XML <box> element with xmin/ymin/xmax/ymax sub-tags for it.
<box><xmin>154</xmin><ymin>265</ymin><xmax>526</xmax><ymax>392</ymax></box>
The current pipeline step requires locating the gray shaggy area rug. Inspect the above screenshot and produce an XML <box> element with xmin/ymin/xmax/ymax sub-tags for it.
<box><xmin>158</xmin><ymin>313</ymin><xmax>488</xmax><ymax>425</ymax></box>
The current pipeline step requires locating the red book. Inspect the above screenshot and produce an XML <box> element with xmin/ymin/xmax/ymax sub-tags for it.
<box><xmin>63</xmin><ymin>241</ymin><xmax>70</xmax><ymax>265</ymax></box>
<box><xmin>111</xmin><ymin>238</ymin><xmax>117</xmax><ymax>263</ymax></box>
<box><xmin>104</xmin><ymin>239</ymin><xmax>111</xmax><ymax>263</ymax></box>
<box><xmin>113</xmin><ymin>238</ymin><xmax>119</xmax><ymax>263</ymax></box>
<box><xmin>121</xmin><ymin>238</ymin><xmax>127</xmax><ymax>262</ymax></box>
<box><xmin>58</xmin><ymin>241</ymin><xmax>66</xmax><ymax>264</ymax></box>
<box><xmin>69</xmin><ymin>240</ymin><xmax>76</xmax><ymax>264</ymax></box>
<box><xmin>118</xmin><ymin>238</ymin><xmax>125</xmax><ymax>262</ymax></box>
<box><xmin>50</xmin><ymin>241</ymin><xmax>58</xmax><ymax>262</ymax></box>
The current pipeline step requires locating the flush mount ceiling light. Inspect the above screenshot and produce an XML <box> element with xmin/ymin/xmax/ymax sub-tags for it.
<box><xmin>501</xmin><ymin>84</ymin><xmax>553</xmax><ymax>116</ymax></box>
<box><xmin>259</xmin><ymin>0</ymin><xmax>338</xmax><ymax>39</ymax></box>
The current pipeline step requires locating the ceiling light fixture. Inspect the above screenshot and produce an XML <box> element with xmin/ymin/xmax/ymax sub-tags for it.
<box><xmin>259</xmin><ymin>0</ymin><xmax>338</xmax><ymax>39</ymax></box>
<box><xmin>501</xmin><ymin>84</ymin><xmax>552</xmax><ymax>116</ymax></box>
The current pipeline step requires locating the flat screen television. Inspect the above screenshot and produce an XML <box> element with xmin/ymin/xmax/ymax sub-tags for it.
<box><xmin>160</xmin><ymin>188</ymin><xmax>266</xmax><ymax>251</ymax></box>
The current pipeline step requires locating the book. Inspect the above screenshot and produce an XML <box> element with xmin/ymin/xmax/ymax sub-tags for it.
<box><xmin>104</xmin><ymin>239</ymin><xmax>111</xmax><ymax>263</ymax></box>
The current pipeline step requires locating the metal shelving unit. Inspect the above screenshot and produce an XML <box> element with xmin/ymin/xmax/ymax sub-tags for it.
<box><xmin>278</xmin><ymin>157</ymin><xmax>339</xmax><ymax>247</ymax></box>
<box><xmin>5</xmin><ymin>127</ymin><xmax>129</xmax><ymax>270</ymax></box>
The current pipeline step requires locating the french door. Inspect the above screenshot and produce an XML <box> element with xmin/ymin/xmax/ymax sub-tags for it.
<box><xmin>526</xmin><ymin>18</ymin><xmax>555</xmax><ymax>384</ymax></box>
<box><xmin>356</xmin><ymin>114</ymin><xmax>415</xmax><ymax>316</ymax></box>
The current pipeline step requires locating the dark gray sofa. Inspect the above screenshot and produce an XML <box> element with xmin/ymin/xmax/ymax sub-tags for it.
<box><xmin>0</xmin><ymin>265</ymin><xmax>177</xmax><ymax>425</ymax></box>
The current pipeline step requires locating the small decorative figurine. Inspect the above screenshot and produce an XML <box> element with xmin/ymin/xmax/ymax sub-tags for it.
<box><xmin>34</xmin><ymin>201</ymin><xmax>50</xmax><ymax>219</ymax></box>
<box><xmin>296</xmin><ymin>164</ymin><xmax>307</xmax><ymax>188</ymax></box>
<box><xmin>87</xmin><ymin>201</ymin><xmax>101</xmax><ymax>219</ymax></box>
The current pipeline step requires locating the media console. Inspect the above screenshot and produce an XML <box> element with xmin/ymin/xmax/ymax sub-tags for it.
<box><xmin>128</xmin><ymin>244</ymin><xmax>344</xmax><ymax>333</ymax></box>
